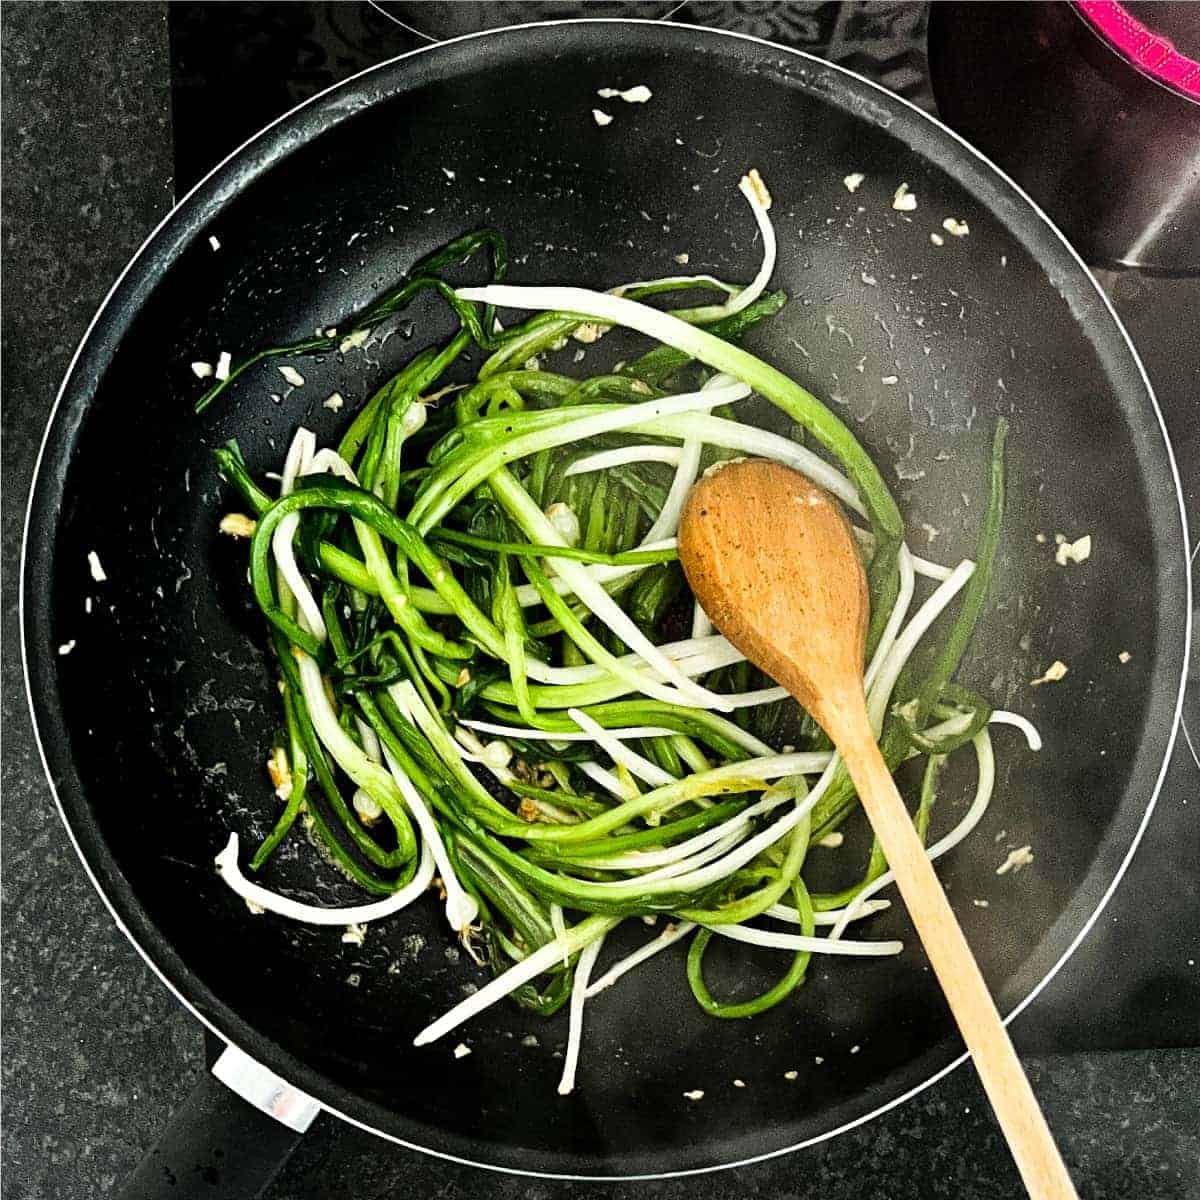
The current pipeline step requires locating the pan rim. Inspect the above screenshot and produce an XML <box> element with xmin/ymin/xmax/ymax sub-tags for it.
<box><xmin>19</xmin><ymin>15</ymin><xmax>1192</xmax><ymax>1181</ymax></box>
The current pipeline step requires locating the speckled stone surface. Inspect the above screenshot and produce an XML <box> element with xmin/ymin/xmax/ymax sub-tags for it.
<box><xmin>2</xmin><ymin>4</ymin><xmax>1197</xmax><ymax>1199</ymax></box>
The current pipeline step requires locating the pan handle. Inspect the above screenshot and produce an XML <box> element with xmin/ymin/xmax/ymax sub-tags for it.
<box><xmin>115</xmin><ymin>1041</ymin><xmax>319</xmax><ymax>1199</ymax></box>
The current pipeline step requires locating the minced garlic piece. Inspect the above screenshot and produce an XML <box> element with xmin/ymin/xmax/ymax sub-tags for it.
<box><xmin>674</xmin><ymin>252</ymin><xmax>690</xmax><ymax>265</ymax></box>
<box><xmin>1118</xmin><ymin>650</ymin><xmax>1132</xmax><ymax>664</ymax></box>
<box><xmin>455</xmin><ymin>668</ymin><xmax>471</xmax><ymax>687</ymax></box>
<box><xmin>843</xmin><ymin>172</ymin><xmax>865</xmax><ymax>193</ymax></box>
<box><xmin>58</xmin><ymin>640</ymin><xmax>77</xmax><ymax>656</ymax></box>
<box><xmin>215</xmin><ymin>351</ymin><xmax>232</xmax><ymax>381</ymax></box>
<box><xmin>190</xmin><ymin>361</ymin><xmax>214</xmax><ymax>379</ymax></box>
<box><xmin>683</xmin><ymin>1089</ymin><xmax>704</xmax><ymax>1101</ymax></box>
<box><xmin>996</xmin><ymin>845</ymin><xmax>1034</xmax><ymax>875</ymax></box>
<box><xmin>453</xmin><ymin>1043</ymin><xmax>472</xmax><ymax>1059</ymax></box>
<box><xmin>592</xmin><ymin>108</ymin><xmax>614</xmax><ymax>127</ymax></box>
<box><xmin>892</xmin><ymin>182</ymin><xmax>917</xmax><ymax>211</ymax></box>
<box><xmin>267</xmin><ymin>747</ymin><xmax>292</xmax><ymax>801</ymax></box>
<box><xmin>572</xmin><ymin>322</ymin><xmax>606</xmax><ymax>344</ymax></box>
<box><xmin>323</xmin><ymin>392</ymin><xmax>344</xmax><ymax>412</ymax></box>
<box><xmin>1054</xmin><ymin>534</ymin><xmax>1092</xmax><ymax>566</ymax></box>
<box><xmin>942</xmin><ymin>217</ymin><xmax>970</xmax><ymax>237</ymax></box>
<box><xmin>218</xmin><ymin>512</ymin><xmax>257</xmax><ymax>538</ymax></box>
<box><xmin>87</xmin><ymin>551</ymin><xmax>107</xmax><ymax>583</ymax></box>
<box><xmin>930</xmin><ymin>232</ymin><xmax>945</xmax><ymax>246</ymax></box>
<box><xmin>339</xmin><ymin>329</ymin><xmax>370</xmax><ymax>353</ymax></box>
<box><xmin>342</xmin><ymin>923</ymin><xmax>367</xmax><ymax>946</ymax></box>
<box><xmin>1030</xmin><ymin>661</ymin><xmax>1068</xmax><ymax>687</ymax></box>
<box><xmin>278</xmin><ymin>365</ymin><xmax>305</xmax><ymax>388</ymax></box>
<box><xmin>598</xmin><ymin>84</ymin><xmax>652</xmax><ymax>103</ymax></box>
<box><xmin>816</xmin><ymin>831</ymin><xmax>844</xmax><ymax>849</ymax></box>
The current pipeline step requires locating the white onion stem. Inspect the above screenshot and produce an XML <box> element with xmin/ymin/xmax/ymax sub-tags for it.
<box><xmin>381</xmin><ymin>746</ymin><xmax>478</xmax><ymax>931</ymax></box>
<box><xmin>214</xmin><ymin>833</ymin><xmax>434</xmax><ymax>925</ymax></box>
<box><xmin>414</xmin><ymin>917</ymin><xmax>618</xmax><ymax>1046</ymax></box>
<box><xmin>705</xmin><ymin>923</ymin><xmax>902</xmax><ymax>956</ymax></box>
<box><xmin>829</xmin><ymin>729</ymin><xmax>995</xmax><ymax>939</ymax></box>
<box><xmin>585</xmin><ymin>922</ymin><xmax>697</xmax><ymax>998</ymax></box>
<box><xmin>989</xmin><ymin>710</ymin><xmax>1042</xmax><ymax>751</ymax></box>
<box><xmin>568</xmin><ymin>708</ymin><xmax>676</xmax><ymax>788</ymax></box>
<box><xmin>557</xmin><ymin>936</ymin><xmax>605</xmax><ymax>1095</ymax></box>
<box><xmin>459</xmin><ymin>719</ymin><xmax>676</xmax><ymax>742</ymax></box>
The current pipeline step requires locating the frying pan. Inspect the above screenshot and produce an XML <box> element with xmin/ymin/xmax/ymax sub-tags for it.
<box><xmin>20</xmin><ymin>18</ymin><xmax>1190</xmax><ymax>1197</ymax></box>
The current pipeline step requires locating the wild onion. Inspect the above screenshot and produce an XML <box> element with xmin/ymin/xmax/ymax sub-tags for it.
<box><xmin>206</xmin><ymin>173</ymin><xmax>1033</xmax><ymax>1095</ymax></box>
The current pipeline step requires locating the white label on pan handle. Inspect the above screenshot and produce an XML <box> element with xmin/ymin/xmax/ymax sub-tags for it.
<box><xmin>211</xmin><ymin>1043</ymin><xmax>321</xmax><ymax>1133</ymax></box>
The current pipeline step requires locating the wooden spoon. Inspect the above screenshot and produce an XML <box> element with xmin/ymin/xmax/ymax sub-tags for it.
<box><xmin>679</xmin><ymin>459</ymin><xmax>1077</xmax><ymax>1200</ymax></box>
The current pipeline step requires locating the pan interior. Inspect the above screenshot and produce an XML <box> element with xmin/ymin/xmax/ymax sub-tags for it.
<box><xmin>30</xmin><ymin>23</ymin><xmax>1185</xmax><ymax>1175</ymax></box>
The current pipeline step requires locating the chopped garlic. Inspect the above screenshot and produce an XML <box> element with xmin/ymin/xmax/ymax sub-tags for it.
<box><xmin>1030</xmin><ymin>660</ymin><xmax>1068</xmax><ymax>687</ymax></box>
<box><xmin>973</xmin><ymin>899</ymin><xmax>990</xmax><ymax>908</ymax></box>
<box><xmin>996</xmin><ymin>845</ymin><xmax>1034</xmax><ymax>875</ymax></box>
<box><xmin>453</xmin><ymin>1043</ymin><xmax>472</xmax><ymax>1059</ymax></box>
<box><xmin>843</xmin><ymin>172</ymin><xmax>865</xmax><ymax>193</ymax></box>
<box><xmin>441</xmin><ymin>166</ymin><xmax>456</xmax><ymax>180</ymax></box>
<box><xmin>733</xmin><ymin>1078</ymin><xmax>746</xmax><ymax>1088</ymax></box>
<box><xmin>208</xmin><ymin>234</ymin><xmax>221</xmax><ymax>251</ymax></box>
<box><xmin>572</xmin><ymin>322</ymin><xmax>606</xmax><ymax>344</ymax></box>
<box><xmin>816</xmin><ymin>831</ymin><xmax>844</xmax><ymax>849</ymax></box>
<box><xmin>850</xmin><ymin>1045</ymin><xmax>861</xmax><ymax>1055</ymax></box>
<box><xmin>683</xmin><ymin>1090</ymin><xmax>705</xmax><ymax>1101</ymax></box>
<box><xmin>87</xmin><ymin>551</ymin><xmax>107</xmax><ymax>583</ymax></box>
<box><xmin>58</xmin><ymin>640</ymin><xmax>76</xmax><ymax>656</ymax></box>
<box><xmin>342</xmin><ymin>923</ymin><xmax>367</xmax><ymax>946</ymax></box>
<box><xmin>278</xmin><ymin>365</ymin><xmax>305</xmax><ymax>388</ymax></box>
<box><xmin>190</xmin><ymin>361</ymin><xmax>214</xmax><ymax>379</ymax></box>
<box><xmin>266</xmin><ymin>747</ymin><xmax>292</xmax><ymax>801</ymax></box>
<box><xmin>523</xmin><ymin>356</ymin><xmax>541</xmax><ymax>372</ymax></box>
<box><xmin>942</xmin><ymin>217</ymin><xmax>970</xmax><ymax>237</ymax></box>
<box><xmin>339</xmin><ymin>328</ymin><xmax>370</xmax><ymax>353</ymax></box>
<box><xmin>783</xmin><ymin>1070</ymin><xmax>798</xmax><ymax>1081</ymax></box>
<box><xmin>674</xmin><ymin>252</ymin><xmax>690</xmax><ymax>265</ymax></box>
<box><xmin>892</xmin><ymin>182</ymin><xmax>917</xmax><ymax>211</ymax></box>
<box><xmin>592</xmin><ymin>109</ymin><xmax>614</xmax><ymax>127</ymax></box>
<box><xmin>323</xmin><ymin>392</ymin><xmax>344</xmax><ymax>412</ymax></box>
<box><xmin>930</xmin><ymin>232</ymin><xmax>945</xmax><ymax>246</ymax></box>
<box><xmin>215</xmin><ymin>351</ymin><xmax>232</xmax><ymax>381</ymax></box>
<box><xmin>218</xmin><ymin>512</ymin><xmax>257</xmax><ymax>538</ymax></box>
<box><xmin>881</xmin><ymin>375</ymin><xmax>899</xmax><ymax>385</ymax></box>
<box><xmin>1118</xmin><ymin>650</ymin><xmax>1132</xmax><ymax>664</ymax></box>
<box><xmin>597</xmin><ymin>84</ymin><xmax>652</xmax><ymax>103</ymax></box>
<box><xmin>455</xmin><ymin>668</ymin><xmax>471</xmax><ymax>688</ymax></box>
<box><xmin>244</xmin><ymin>898</ymin><xmax>266</xmax><ymax>916</ymax></box>
<box><xmin>1054</xmin><ymin>534</ymin><xmax>1092</xmax><ymax>566</ymax></box>
<box><xmin>572</xmin><ymin>349</ymin><xmax>586</xmax><ymax>363</ymax></box>
<box><xmin>1035</xmin><ymin>532</ymin><xmax>1047</xmax><ymax>544</ymax></box>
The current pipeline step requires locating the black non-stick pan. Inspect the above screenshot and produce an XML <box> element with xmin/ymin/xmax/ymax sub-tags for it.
<box><xmin>20</xmin><ymin>18</ymin><xmax>1191</xmax><ymax>1197</ymax></box>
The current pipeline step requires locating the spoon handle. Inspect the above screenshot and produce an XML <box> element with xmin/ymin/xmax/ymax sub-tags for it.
<box><xmin>837</xmin><ymin>714</ymin><xmax>1078</xmax><ymax>1200</ymax></box>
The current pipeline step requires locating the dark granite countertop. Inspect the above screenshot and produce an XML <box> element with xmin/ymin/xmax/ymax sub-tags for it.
<box><xmin>2</xmin><ymin>4</ymin><xmax>1197</xmax><ymax>1199</ymax></box>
